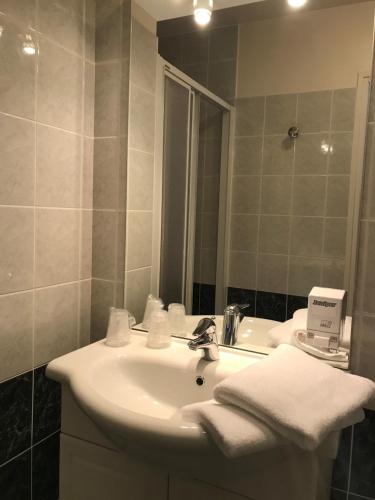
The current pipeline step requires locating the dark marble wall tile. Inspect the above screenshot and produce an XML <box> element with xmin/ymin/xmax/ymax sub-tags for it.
<box><xmin>256</xmin><ymin>291</ymin><xmax>287</xmax><ymax>322</ymax></box>
<box><xmin>227</xmin><ymin>287</ymin><xmax>256</xmax><ymax>317</ymax></box>
<box><xmin>286</xmin><ymin>294</ymin><xmax>308</xmax><ymax>320</ymax></box>
<box><xmin>0</xmin><ymin>450</ymin><xmax>31</xmax><ymax>500</ymax></box>
<box><xmin>33</xmin><ymin>366</ymin><xmax>61</xmax><ymax>444</ymax></box>
<box><xmin>192</xmin><ymin>282</ymin><xmax>200</xmax><ymax>315</ymax></box>
<box><xmin>350</xmin><ymin>410</ymin><xmax>375</xmax><ymax>499</ymax></box>
<box><xmin>32</xmin><ymin>432</ymin><xmax>60</xmax><ymax>500</ymax></box>
<box><xmin>0</xmin><ymin>372</ymin><xmax>32</xmax><ymax>465</ymax></box>
<box><xmin>199</xmin><ymin>283</ymin><xmax>216</xmax><ymax>315</ymax></box>
<box><xmin>332</xmin><ymin>426</ymin><xmax>352</xmax><ymax>491</ymax></box>
<box><xmin>331</xmin><ymin>489</ymin><xmax>347</xmax><ymax>500</ymax></box>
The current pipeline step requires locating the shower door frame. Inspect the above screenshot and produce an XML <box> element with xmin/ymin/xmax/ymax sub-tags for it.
<box><xmin>153</xmin><ymin>56</ymin><xmax>235</xmax><ymax>314</ymax></box>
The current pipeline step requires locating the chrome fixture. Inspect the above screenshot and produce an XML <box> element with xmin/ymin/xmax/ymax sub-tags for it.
<box><xmin>222</xmin><ymin>304</ymin><xmax>249</xmax><ymax>346</ymax></box>
<box><xmin>188</xmin><ymin>317</ymin><xmax>219</xmax><ymax>361</ymax></box>
<box><xmin>288</xmin><ymin>126</ymin><xmax>300</xmax><ymax>139</ymax></box>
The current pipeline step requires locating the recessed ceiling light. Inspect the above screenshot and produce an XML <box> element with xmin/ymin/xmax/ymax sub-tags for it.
<box><xmin>287</xmin><ymin>0</ymin><xmax>308</xmax><ymax>8</ymax></box>
<box><xmin>194</xmin><ymin>0</ymin><xmax>213</xmax><ymax>26</ymax></box>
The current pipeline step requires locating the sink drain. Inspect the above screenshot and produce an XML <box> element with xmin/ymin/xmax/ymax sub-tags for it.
<box><xmin>195</xmin><ymin>376</ymin><xmax>205</xmax><ymax>386</ymax></box>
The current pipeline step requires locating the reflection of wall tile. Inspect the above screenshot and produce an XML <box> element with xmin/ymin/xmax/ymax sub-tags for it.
<box><xmin>90</xmin><ymin>279</ymin><xmax>114</xmax><ymax>342</ymax></box>
<box><xmin>295</xmin><ymin>133</ymin><xmax>328</xmax><ymax>174</ymax></box>
<box><xmin>332</xmin><ymin>88</ymin><xmax>356</xmax><ymax>132</ymax></box>
<box><xmin>265</xmin><ymin>94</ymin><xmax>297</xmax><ymax>135</ymax></box>
<box><xmin>209</xmin><ymin>26</ymin><xmax>238</xmax><ymax>62</ymax></box>
<box><xmin>261</xmin><ymin>176</ymin><xmax>292</xmax><ymax>215</ymax></box>
<box><xmin>292</xmin><ymin>175</ymin><xmax>326</xmax><ymax>216</ymax></box>
<box><xmin>263</xmin><ymin>135</ymin><xmax>294</xmax><ymax>174</ymax></box>
<box><xmin>297</xmin><ymin>91</ymin><xmax>332</xmax><ymax>133</ymax></box>
<box><xmin>326</xmin><ymin>175</ymin><xmax>350</xmax><ymax>217</ymax></box>
<box><xmin>158</xmin><ymin>35</ymin><xmax>183</xmax><ymax>67</ymax></box>
<box><xmin>182</xmin><ymin>31</ymin><xmax>209</xmax><ymax>64</ymax></box>
<box><xmin>256</xmin><ymin>291</ymin><xmax>287</xmax><ymax>322</ymax></box>
<box><xmin>323</xmin><ymin>218</ymin><xmax>347</xmax><ymax>259</ymax></box>
<box><xmin>257</xmin><ymin>254</ymin><xmax>288</xmax><ymax>294</ymax></box>
<box><xmin>288</xmin><ymin>256</ymin><xmax>322</xmax><ymax>296</ymax></box>
<box><xmin>0</xmin><ymin>0</ymin><xmax>36</xmax><ymax>27</ymax></box>
<box><xmin>230</xmin><ymin>214</ymin><xmax>259</xmax><ymax>253</ymax></box>
<box><xmin>181</xmin><ymin>63</ymin><xmax>208</xmax><ymax>87</ymax></box>
<box><xmin>259</xmin><ymin>215</ymin><xmax>290</xmax><ymax>254</ymax></box>
<box><xmin>291</xmin><ymin>217</ymin><xmax>324</xmax><ymax>257</ymax></box>
<box><xmin>232</xmin><ymin>176</ymin><xmax>261</xmax><ymax>214</ymax></box>
<box><xmin>235</xmin><ymin>97</ymin><xmax>265</xmax><ymax>136</ymax></box>
<box><xmin>234</xmin><ymin>137</ymin><xmax>263</xmax><ymax>175</ymax></box>
<box><xmin>126</xmin><ymin>211</ymin><xmax>153</xmax><ymax>271</ymax></box>
<box><xmin>321</xmin><ymin>258</ymin><xmax>345</xmax><ymax>290</ymax></box>
<box><xmin>228</xmin><ymin>251</ymin><xmax>257</xmax><ymax>290</ymax></box>
<box><xmin>329</xmin><ymin>133</ymin><xmax>353</xmax><ymax>174</ymax></box>
<box><xmin>125</xmin><ymin>267</ymin><xmax>151</xmax><ymax>323</ymax></box>
<box><xmin>208</xmin><ymin>60</ymin><xmax>236</xmax><ymax>102</ymax></box>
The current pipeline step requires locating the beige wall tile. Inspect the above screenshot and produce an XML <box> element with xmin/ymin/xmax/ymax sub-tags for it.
<box><xmin>0</xmin><ymin>291</ymin><xmax>33</xmax><ymax>382</ymax></box>
<box><xmin>125</xmin><ymin>267</ymin><xmax>151</xmax><ymax>323</ymax></box>
<box><xmin>351</xmin><ymin>315</ymin><xmax>375</xmax><ymax>382</ymax></box>
<box><xmin>323</xmin><ymin>218</ymin><xmax>347</xmax><ymax>259</ymax></box>
<box><xmin>37</xmin><ymin>0</ymin><xmax>84</xmax><ymax>55</ymax></box>
<box><xmin>259</xmin><ymin>215</ymin><xmax>290</xmax><ymax>255</ymax></box>
<box><xmin>127</xmin><ymin>149</ymin><xmax>154</xmax><ymax>211</ymax></box>
<box><xmin>79</xmin><ymin>279</ymin><xmax>91</xmax><ymax>347</ymax></box>
<box><xmin>82</xmin><ymin>138</ymin><xmax>94</xmax><ymax>209</ymax></box>
<box><xmin>230</xmin><ymin>214</ymin><xmax>259</xmax><ymax>253</ymax></box>
<box><xmin>36</xmin><ymin>124</ymin><xmax>81</xmax><ymax>208</ymax></box>
<box><xmin>35</xmin><ymin>208</ymin><xmax>79</xmax><ymax>287</ymax></box>
<box><xmin>93</xmin><ymin>137</ymin><xmax>121</xmax><ymax>210</ymax></box>
<box><xmin>0</xmin><ymin>207</ymin><xmax>34</xmax><ymax>294</ymax></box>
<box><xmin>95</xmin><ymin>0</ymin><xmax>123</xmax><ymax>62</ymax></box>
<box><xmin>37</xmin><ymin>38</ymin><xmax>83</xmax><ymax>132</ymax></box>
<box><xmin>129</xmin><ymin>84</ymin><xmax>155</xmax><ymax>153</ymax></box>
<box><xmin>126</xmin><ymin>211</ymin><xmax>153</xmax><ymax>271</ymax></box>
<box><xmin>321</xmin><ymin>258</ymin><xmax>345</xmax><ymax>290</ymax></box>
<box><xmin>84</xmin><ymin>61</ymin><xmax>95</xmax><ymax>137</ymax></box>
<box><xmin>0</xmin><ymin>16</ymin><xmax>36</xmax><ymax>119</ymax></box>
<box><xmin>257</xmin><ymin>254</ymin><xmax>288</xmax><ymax>294</ymax></box>
<box><xmin>90</xmin><ymin>278</ymin><xmax>114</xmax><ymax>342</ymax></box>
<box><xmin>130</xmin><ymin>19</ymin><xmax>156</xmax><ymax>93</ymax></box>
<box><xmin>0</xmin><ymin>0</ymin><xmax>36</xmax><ymax>27</ymax></box>
<box><xmin>0</xmin><ymin>114</ymin><xmax>35</xmax><ymax>206</ymax></box>
<box><xmin>85</xmin><ymin>0</ymin><xmax>96</xmax><ymax>62</ymax></box>
<box><xmin>92</xmin><ymin>210</ymin><xmax>117</xmax><ymax>280</ymax></box>
<box><xmin>328</xmin><ymin>133</ymin><xmax>353</xmax><ymax>174</ymax></box>
<box><xmin>261</xmin><ymin>176</ymin><xmax>292</xmax><ymax>215</ymax></box>
<box><xmin>228</xmin><ymin>251</ymin><xmax>257</xmax><ymax>290</ymax></box>
<box><xmin>265</xmin><ymin>94</ymin><xmax>297</xmax><ymax>135</ymax></box>
<box><xmin>94</xmin><ymin>61</ymin><xmax>122</xmax><ymax>137</ymax></box>
<box><xmin>81</xmin><ymin>210</ymin><xmax>93</xmax><ymax>279</ymax></box>
<box><xmin>291</xmin><ymin>216</ymin><xmax>324</xmax><ymax>257</ymax></box>
<box><xmin>231</xmin><ymin>176</ymin><xmax>261</xmax><ymax>214</ymax></box>
<box><xmin>35</xmin><ymin>283</ymin><xmax>78</xmax><ymax>365</ymax></box>
<box><xmin>292</xmin><ymin>176</ymin><xmax>326</xmax><ymax>216</ymax></box>
<box><xmin>288</xmin><ymin>256</ymin><xmax>322</xmax><ymax>296</ymax></box>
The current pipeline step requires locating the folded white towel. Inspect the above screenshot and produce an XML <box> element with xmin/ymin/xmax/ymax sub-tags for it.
<box><xmin>182</xmin><ymin>400</ymin><xmax>285</xmax><ymax>458</ymax></box>
<box><xmin>214</xmin><ymin>344</ymin><xmax>375</xmax><ymax>450</ymax></box>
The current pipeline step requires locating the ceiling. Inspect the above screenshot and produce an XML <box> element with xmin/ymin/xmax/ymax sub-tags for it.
<box><xmin>136</xmin><ymin>0</ymin><xmax>265</xmax><ymax>21</ymax></box>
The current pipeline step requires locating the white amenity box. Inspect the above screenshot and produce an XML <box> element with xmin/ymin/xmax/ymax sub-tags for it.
<box><xmin>307</xmin><ymin>287</ymin><xmax>347</xmax><ymax>350</ymax></box>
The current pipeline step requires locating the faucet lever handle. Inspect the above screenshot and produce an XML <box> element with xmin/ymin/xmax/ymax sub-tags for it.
<box><xmin>192</xmin><ymin>317</ymin><xmax>216</xmax><ymax>337</ymax></box>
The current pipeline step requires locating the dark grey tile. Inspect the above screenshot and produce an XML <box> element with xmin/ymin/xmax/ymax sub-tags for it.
<box><xmin>182</xmin><ymin>31</ymin><xmax>209</xmax><ymax>65</ymax></box>
<box><xmin>350</xmin><ymin>409</ymin><xmax>375</xmax><ymax>499</ymax></box>
<box><xmin>209</xmin><ymin>26</ymin><xmax>238</xmax><ymax>62</ymax></box>
<box><xmin>32</xmin><ymin>432</ymin><xmax>60</xmax><ymax>500</ymax></box>
<box><xmin>332</xmin><ymin>426</ymin><xmax>352</xmax><ymax>491</ymax></box>
<box><xmin>199</xmin><ymin>284</ymin><xmax>216</xmax><ymax>315</ymax></box>
<box><xmin>286</xmin><ymin>294</ymin><xmax>308</xmax><ymax>320</ymax></box>
<box><xmin>208</xmin><ymin>59</ymin><xmax>236</xmax><ymax>103</ymax></box>
<box><xmin>0</xmin><ymin>372</ymin><xmax>32</xmax><ymax>465</ymax></box>
<box><xmin>33</xmin><ymin>366</ymin><xmax>61</xmax><ymax>445</ymax></box>
<box><xmin>0</xmin><ymin>450</ymin><xmax>31</xmax><ymax>500</ymax></box>
<box><xmin>193</xmin><ymin>282</ymin><xmax>201</xmax><ymax>315</ymax></box>
<box><xmin>182</xmin><ymin>63</ymin><xmax>208</xmax><ymax>87</ymax></box>
<box><xmin>331</xmin><ymin>489</ymin><xmax>347</xmax><ymax>500</ymax></box>
<box><xmin>227</xmin><ymin>287</ymin><xmax>256</xmax><ymax>318</ymax></box>
<box><xmin>158</xmin><ymin>34</ymin><xmax>183</xmax><ymax>68</ymax></box>
<box><xmin>256</xmin><ymin>291</ymin><xmax>287</xmax><ymax>322</ymax></box>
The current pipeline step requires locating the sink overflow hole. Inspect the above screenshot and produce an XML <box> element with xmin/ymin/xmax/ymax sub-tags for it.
<box><xmin>196</xmin><ymin>376</ymin><xmax>205</xmax><ymax>386</ymax></box>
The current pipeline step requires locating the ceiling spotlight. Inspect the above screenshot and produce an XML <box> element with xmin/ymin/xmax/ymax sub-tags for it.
<box><xmin>22</xmin><ymin>34</ymin><xmax>36</xmax><ymax>55</ymax></box>
<box><xmin>287</xmin><ymin>0</ymin><xmax>307</xmax><ymax>7</ymax></box>
<box><xmin>194</xmin><ymin>0</ymin><xmax>213</xmax><ymax>26</ymax></box>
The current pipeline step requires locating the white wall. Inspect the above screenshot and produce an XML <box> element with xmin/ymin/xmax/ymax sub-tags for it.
<box><xmin>236</xmin><ymin>2</ymin><xmax>375</xmax><ymax>97</ymax></box>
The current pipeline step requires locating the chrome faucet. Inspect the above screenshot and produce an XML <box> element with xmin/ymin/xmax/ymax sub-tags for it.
<box><xmin>188</xmin><ymin>317</ymin><xmax>219</xmax><ymax>361</ymax></box>
<box><xmin>222</xmin><ymin>304</ymin><xmax>249</xmax><ymax>346</ymax></box>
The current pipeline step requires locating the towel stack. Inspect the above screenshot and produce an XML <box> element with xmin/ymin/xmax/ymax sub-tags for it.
<box><xmin>182</xmin><ymin>344</ymin><xmax>375</xmax><ymax>458</ymax></box>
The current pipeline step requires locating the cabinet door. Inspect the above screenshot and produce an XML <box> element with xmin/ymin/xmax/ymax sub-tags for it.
<box><xmin>60</xmin><ymin>434</ymin><xmax>168</xmax><ymax>500</ymax></box>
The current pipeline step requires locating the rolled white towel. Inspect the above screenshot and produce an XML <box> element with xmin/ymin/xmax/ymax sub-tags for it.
<box><xmin>182</xmin><ymin>399</ymin><xmax>285</xmax><ymax>458</ymax></box>
<box><xmin>214</xmin><ymin>344</ymin><xmax>375</xmax><ymax>451</ymax></box>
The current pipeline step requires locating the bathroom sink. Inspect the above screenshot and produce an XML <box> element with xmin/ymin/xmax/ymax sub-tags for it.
<box><xmin>47</xmin><ymin>331</ymin><xmax>265</xmax><ymax>454</ymax></box>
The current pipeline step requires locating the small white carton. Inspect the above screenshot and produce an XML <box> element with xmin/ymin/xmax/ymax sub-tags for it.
<box><xmin>307</xmin><ymin>287</ymin><xmax>347</xmax><ymax>349</ymax></box>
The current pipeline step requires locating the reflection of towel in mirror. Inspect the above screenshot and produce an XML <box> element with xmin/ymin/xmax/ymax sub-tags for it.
<box><xmin>214</xmin><ymin>344</ymin><xmax>375</xmax><ymax>451</ymax></box>
<box><xmin>182</xmin><ymin>399</ymin><xmax>285</xmax><ymax>458</ymax></box>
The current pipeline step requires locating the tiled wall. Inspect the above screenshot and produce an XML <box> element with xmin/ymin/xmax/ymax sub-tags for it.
<box><xmin>0</xmin><ymin>0</ymin><xmax>93</xmax><ymax>497</ymax></box>
<box><xmin>229</xmin><ymin>88</ymin><xmax>356</xmax><ymax>317</ymax></box>
<box><xmin>158</xmin><ymin>25</ymin><xmax>238</xmax><ymax>104</ymax></box>
<box><xmin>124</xmin><ymin>16</ymin><xmax>157</xmax><ymax>323</ymax></box>
<box><xmin>90</xmin><ymin>0</ymin><xmax>130</xmax><ymax>341</ymax></box>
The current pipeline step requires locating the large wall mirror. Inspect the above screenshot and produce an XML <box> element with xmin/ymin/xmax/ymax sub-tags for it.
<box><xmin>150</xmin><ymin>0</ymin><xmax>374</xmax><ymax>360</ymax></box>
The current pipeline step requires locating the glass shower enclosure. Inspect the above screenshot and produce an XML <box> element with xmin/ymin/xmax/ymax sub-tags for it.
<box><xmin>154</xmin><ymin>59</ymin><xmax>233</xmax><ymax>314</ymax></box>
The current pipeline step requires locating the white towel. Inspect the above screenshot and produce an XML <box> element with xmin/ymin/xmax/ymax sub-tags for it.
<box><xmin>214</xmin><ymin>344</ymin><xmax>375</xmax><ymax>450</ymax></box>
<box><xmin>182</xmin><ymin>400</ymin><xmax>285</xmax><ymax>458</ymax></box>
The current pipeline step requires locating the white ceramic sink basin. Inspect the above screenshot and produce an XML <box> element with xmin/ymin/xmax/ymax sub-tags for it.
<box><xmin>47</xmin><ymin>331</ymin><xmax>265</xmax><ymax>454</ymax></box>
